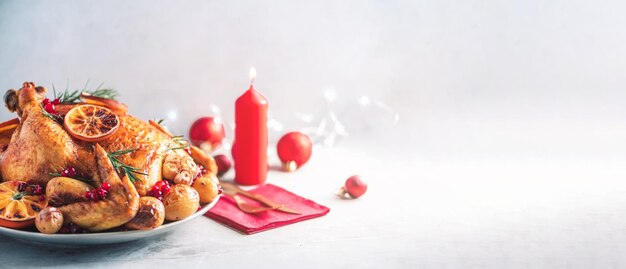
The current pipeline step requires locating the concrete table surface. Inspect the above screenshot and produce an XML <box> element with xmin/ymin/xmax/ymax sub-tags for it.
<box><xmin>1</xmin><ymin>127</ymin><xmax>626</xmax><ymax>268</ymax></box>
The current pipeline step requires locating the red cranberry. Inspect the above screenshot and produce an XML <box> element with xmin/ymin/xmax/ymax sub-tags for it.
<box><xmin>150</xmin><ymin>189</ymin><xmax>162</xmax><ymax>198</ymax></box>
<box><xmin>101</xmin><ymin>182</ymin><xmax>111</xmax><ymax>191</ymax></box>
<box><xmin>91</xmin><ymin>190</ymin><xmax>100</xmax><ymax>201</ymax></box>
<box><xmin>97</xmin><ymin>188</ymin><xmax>108</xmax><ymax>199</ymax></box>
<box><xmin>52</xmin><ymin>98</ymin><xmax>60</xmax><ymax>105</ymax></box>
<box><xmin>161</xmin><ymin>184</ymin><xmax>171</xmax><ymax>195</ymax></box>
<box><xmin>154</xmin><ymin>181</ymin><xmax>165</xmax><ymax>189</ymax></box>
<box><xmin>61</xmin><ymin>167</ymin><xmax>77</xmax><ymax>177</ymax></box>
<box><xmin>32</xmin><ymin>185</ymin><xmax>43</xmax><ymax>195</ymax></box>
<box><xmin>42</xmin><ymin>98</ymin><xmax>51</xmax><ymax>105</ymax></box>
<box><xmin>44</xmin><ymin>103</ymin><xmax>56</xmax><ymax>114</ymax></box>
<box><xmin>213</xmin><ymin>154</ymin><xmax>232</xmax><ymax>177</ymax></box>
<box><xmin>85</xmin><ymin>191</ymin><xmax>93</xmax><ymax>200</ymax></box>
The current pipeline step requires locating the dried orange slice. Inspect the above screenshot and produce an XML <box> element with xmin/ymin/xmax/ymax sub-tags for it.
<box><xmin>0</xmin><ymin>181</ymin><xmax>47</xmax><ymax>229</ymax></box>
<box><xmin>80</xmin><ymin>92</ymin><xmax>128</xmax><ymax>116</ymax></box>
<box><xmin>64</xmin><ymin>104</ymin><xmax>120</xmax><ymax>142</ymax></box>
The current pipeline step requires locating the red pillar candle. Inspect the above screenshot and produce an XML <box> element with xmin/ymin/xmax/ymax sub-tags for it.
<box><xmin>234</xmin><ymin>68</ymin><xmax>268</xmax><ymax>185</ymax></box>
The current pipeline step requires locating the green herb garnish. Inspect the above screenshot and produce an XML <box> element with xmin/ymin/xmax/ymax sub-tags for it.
<box><xmin>53</xmin><ymin>81</ymin><xmax>118</xmax><ymax>104</ymax></box>
<box><xmin>107</xmin><ymin>148</ymin><xmax>146</xmax><ymax>183</ymax></box>
<box><xmin>12</xmin><ymin>192</ymin><xmax>26</xmax><ymax>200</ymax></box>
<box><xmin>41</xmin><ymin>107</ymin><xmax>63</xmax><ymax>122</ymax></box>
<box><xmin>165</xmin><ymin>135</ymin><xmax>189</xmax><ymax>152</ymax></box>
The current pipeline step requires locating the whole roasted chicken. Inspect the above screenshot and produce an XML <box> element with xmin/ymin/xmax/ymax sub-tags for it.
<box><xmin>0</xmin><ymin>82</ymin><xmax>219</xmax><ymax>232</ymax></box>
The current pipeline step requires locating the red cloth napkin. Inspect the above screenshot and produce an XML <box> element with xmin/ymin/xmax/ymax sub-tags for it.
<box><xmin>205</xmin><ymin>184</ymin><xmax>330</xmax><ymax>234</ymax></box>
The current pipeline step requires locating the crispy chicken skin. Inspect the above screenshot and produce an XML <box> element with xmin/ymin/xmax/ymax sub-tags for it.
<box><xmin>46</xmin><ymin>177</ymin><xmax>94</xmax><ymax>207</ymax></box>
<box><xmin>0</xmin><ymin>82</ymin><xmax>200</xmax><ymax>195</ymax></box>
<box><xmin>0</xmin><ymin>83</ymin><xmax>94</xmax><ymax>186</ymax></box>
<box><xmin>98</xmin><ymin>115</ymin><xmax>174</xmax><ymax>195</ymax></box>
<box><xmin>58</xmin><ymin>144</ymin><xmax>139</xmax><ymax>231</ymax></box>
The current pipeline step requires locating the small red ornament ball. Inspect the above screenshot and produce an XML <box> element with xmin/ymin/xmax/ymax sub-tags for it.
<box><xmin>189</xmin><ymin>117</ymin><xmax>225</xmax><ymax>151</ymax></box>
<box><xmin>341</xmin><ymin>175</ymin><xmax>367</xmax><ymax>199</ymax></box>
<box><xmin>213</xmin><ymin>154</ymin><xmax>232</xmax><ymax>177</ymax></box>
<box><xmin>337</xmin><ymin>175</ymin><xmax>367</xmax><ymax>199</ymax></box>
<box><xmin>277</xmin><ymin>132</ymin><xmax>312</xmax><ymax>168</ymax></box>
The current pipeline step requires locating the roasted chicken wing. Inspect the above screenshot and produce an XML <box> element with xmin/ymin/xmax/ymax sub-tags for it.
<box><xmin>58</xmin><ymin>144</ymin><xmax>139</xmax><ymax>231</ymax></box>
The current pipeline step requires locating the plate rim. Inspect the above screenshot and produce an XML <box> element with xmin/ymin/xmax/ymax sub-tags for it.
<box><xmin>0</xmin><ymin>194</ymin><xmax>221</xmax><ymax>242</ymax></box>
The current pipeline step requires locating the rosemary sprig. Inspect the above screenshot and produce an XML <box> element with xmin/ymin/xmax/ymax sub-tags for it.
<box><xmin>54</xmin><ymin>88</ymin><xmax>80</xmax><ymax>103</ymax></box>
<box><xmin>41</xmin><ymin>107</ymin><xmax>63</xmax><ymax>122</ymax></box>
<box><xmin>165</xmin><ymin>135</ymin><xmax>189</xmax><ymax>152</ymax></box>
<box><xmin>53</xmin><ymin>81</ymin><xmax>118</xmax><ymax>104</ymax></box>
<box><xmin>49</xmin><ymin>172</ymin><xmax>92</xmax><ymax>183</ymax></box>
<box><xmin>107</xmin><ymin>148</ymin><xmax>146</xmax><ymax>183</ymax></box>
<box><xmin>109</xmin><ymin>148</ymin><xmax>136</xmax><ymax>156</ymax></box>
<box><xmin>88</xmin><ymin>88</ymin><xmax>118</xmax><ymax>100</ymax></box>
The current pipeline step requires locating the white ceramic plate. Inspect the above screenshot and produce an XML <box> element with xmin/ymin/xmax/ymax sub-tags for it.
<box><xmin>0</xmin><ymin>195</ymin><xmax>220</xmax><ymax>245</ymax></box>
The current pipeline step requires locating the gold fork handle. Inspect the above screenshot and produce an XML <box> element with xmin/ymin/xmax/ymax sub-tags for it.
<box><xmin>220</xmin><ymin>181</ymin><xmax>302</xmax><ymax>215</ymax></box>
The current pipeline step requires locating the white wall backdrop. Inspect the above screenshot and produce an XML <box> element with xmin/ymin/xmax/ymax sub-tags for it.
<box><xmin>2</xmin><ymin>0</ymin><xmax>626</xmax><ymax>161</ymax></box>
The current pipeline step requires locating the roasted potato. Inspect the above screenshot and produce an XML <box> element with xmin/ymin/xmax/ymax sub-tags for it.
<box><xmin>46</xmin><ymin>177</ymin><xmax>94</xmax><ymax>207</ymax></box>
<box><xmin>192</xmin><ymin>173</ymin><xmax>219</xmax><ymax>203</ymax></box>
<box><xmin>163</xmin><ymin>184</ymin><xmax>200</xmax><ymax>221</ymax></box>
<box><xmin>125</xmin><ymin>197</ymin><xmax>165</xmax><ymax>230</ymax></box>
<box><xmin>35</xmin><ymin>207</ymin><xmax>64</xmax><ymax>234</ymax></box>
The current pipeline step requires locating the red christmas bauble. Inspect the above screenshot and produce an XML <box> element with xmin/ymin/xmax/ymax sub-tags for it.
<box><xmin>344</xmin><ymin>175</ymin><xmax>367</xmax><ymax>198</ymax></box>
<box><xmin>213</xmin><ymin>154</ymin><xmax>232</xmax><ymax>177</ymax></box>
<box><xmin>277</xmin><ymin>132</ymin><xmax>312</xmax><ymax>169</ymax></box>
<box><xmin>189</xmin><ymin>117</ymin><xmax>225</xmax><ymax>151</ymax></box>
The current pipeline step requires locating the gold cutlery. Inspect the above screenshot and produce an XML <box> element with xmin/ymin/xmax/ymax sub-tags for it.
<box><xmin>220</xmin><ymin>181</ymin><xmax>302</xmax><ymax>215</ymax></box>
<box><xmin>221</xmin><ymin>188</ymin><xmax>279</xmax><ymax>214</ymax></box>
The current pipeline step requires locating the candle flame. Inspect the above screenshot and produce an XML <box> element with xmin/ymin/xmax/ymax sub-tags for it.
<box><xmin>249</xmin><ymin>67</ymin><xmax>257</xmax><ymax>84</ymax></box>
